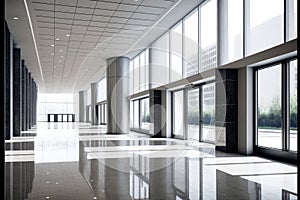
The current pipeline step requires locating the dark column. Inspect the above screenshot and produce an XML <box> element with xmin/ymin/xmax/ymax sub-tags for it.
<box><xmin>13</xmin><ymin>48</ymin><xmax>22</xmax><ymax>137</ymax></box>
<box><xmin>215</xmin><ymin>69</ymin><xmax>238</xmax><ymax>152</ymax></box>
<box><xmin>149</xmin><ymin>90</ymin><xmax>162</xmax><ymax>137</ymax></box>
<box><xmin>5</xmin><ymin>22</ymin><xmax>13</xmax><ymax>140</ymax></box>
<box><xmin>27</xmin><ymin>72</ymin><xmax>31</xmax><ymax>129</ymax></box>
<box><xmin>22</xmin><ymin>63</ymin><xmax>27</xmax><ymax>131</ymax></box>
<box><xmin>29</xmin><ymin>77</ymin><xmax>33</xmax><ymax>128</ymax></box>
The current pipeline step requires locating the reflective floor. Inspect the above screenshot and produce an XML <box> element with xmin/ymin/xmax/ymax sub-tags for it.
<box><xmin>5</xmin><ymin>122</ymin><xmax>297</xmax><ymax>200</ymax></box>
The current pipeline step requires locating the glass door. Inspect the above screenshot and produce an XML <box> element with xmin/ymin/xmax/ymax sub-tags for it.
<box><xmin>201</xmin><ymin>83</ymin><xmax>216</xmax><ymax>143</ymax></box>
<box><xmin>173</xmin><ymin>90</ymin><xmax>185</xmax><ymax>139</ymax></box>
<box><xmin>187</xmin><ymin>88</ymin><xmax>200</xmax><ymax>141</ymax></box>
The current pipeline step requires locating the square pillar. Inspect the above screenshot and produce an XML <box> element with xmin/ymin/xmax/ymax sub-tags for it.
<box><xmin>215</xmin><ymin>69</ymin><xmax>238</xmax><ymax>152</ymax></box>
<box><xmin>21</xmin><ymin>61</ymin><xmax>27</xmax><ymax>131</ymax></box>
<box><xmin>13</xmin><ymin>48</ymin><xmax>22</xmax><ymax>136</ymax></box>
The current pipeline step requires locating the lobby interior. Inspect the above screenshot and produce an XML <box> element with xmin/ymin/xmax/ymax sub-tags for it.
<box><xmin>2</xmin><ymin>0</ymin><xmax>298</xmax><ymax>199</ymax></box>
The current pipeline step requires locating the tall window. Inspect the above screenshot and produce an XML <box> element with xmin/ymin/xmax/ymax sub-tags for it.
<box><xmin>133</xmin><ymin>56</ymin><xmax>140</xmax><ymax>94</ymax></box>
<box><xmin>219</xmin><ymin>0</ymin><xmax>243</xmax><ymax>64</ymax></box>
<box><xmin>199</xmin><ymin>0</ymin><xmax>217</xmax><ymax>72</ymax></box>
<box><xmin>170</xmin><ymin>21</ymin><xmax>183</xmax><ymax>82</ymax></box>
<box><xmin>183</xmin><ymin>9</ymin><xmax>198</xmax><ymax>77</ymax></box>
<box><xmin>150</xmin><ymin>33</ymin><xmax>169</xmax><ymax>88</ymax></box>
<box><xmin>287</xmin><ymin>0</ymin><xmax>297</xmax><ymax>41</ymax></box>
<box><xmin>246</xmin><ymin>0</ymin><xmax>284</xmax><ymax>55</ymax></box>
<box><xmin>131</xmin><ymin>97</ymin><xmax>150</xmax><ymax>132</ymax></box>
<box><xmin>257</xmin><ymin>64</ymin><xmax>282</xmax><ymax>149</ymax></box>
<box><xmin>256</xmin><ymin>58</ymin><xmax>297</xmax><ymax>153</ymax></box>
<box><xmin>289</xmin><ymin>59</ymin><xmax>297</xmax><ymax>151</ymax></box>
<box><xmin>173</xmin><ymin>90</ymin><xmax>184</xmax><ymax>138</ymax></box>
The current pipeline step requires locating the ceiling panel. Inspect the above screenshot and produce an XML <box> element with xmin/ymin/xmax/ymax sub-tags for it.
<box><xmin>6</xmin><ymin>0</ymin><xmax>183</xmax><ymax>92</ymax></box>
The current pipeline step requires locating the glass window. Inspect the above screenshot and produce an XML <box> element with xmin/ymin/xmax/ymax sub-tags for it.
<box><xmin>200</xmin><ymin>0</ymin><xmax>217</xmax><ymax>72</ymax></box>
<box><xmin>246</xmin><ymin>0</ymin><xmax>284</xmax><ymax>55</ymax></box>
<box><xmin>150</xmin><ymin>33</ymin><xmax>169</xmax><ymax>88</ymax></box>
<box><xmin>133</xmin><ymin>100</ymin><xmax>139</xmax><ymax>128</ymax></box>
<box><xmin>140</xmin><ymin>50</ymin><xmax>149</xmax><ymax>92</ymax></box>
<box><xmin>134</xmin><ymin>56</ymin><xmax>140</xmax><ymax>93</ymax></box>
<box><xmin>173</xmin><ymin>90</ymin><xmax>184</xmax><ymax>137</ymax></box>
<box><xmin>202</xmin><ymin>83</ymin><xmax>215</xmax><ymax>142</ymax></box>
<box><xmin>289</xmin><ymin>59</ymin><xmax>297</xmax><ymax>151</ymax></box>
<box><xmin>257</xmin><ymin>64</ymin><xmax>282</xmax><ymax>149</ymax></box>
<box><xmin>219</xmin><ymin>0</ymin><xmax>243</xmax><ymax>65</ymax></box>
<box><xmin>130</xmin><ymin>60</ymin><xmax>134</xmax><ymax>95</ymax></box>
<box><xmin>187</xmin><ymin>88</ymin><xmax>200</xmax><ymax>140</ymax></box>
<box><xmin>183</xmin><ymin>9</ymin><xmax>198</xmax><ymax>77</ymax></box>
<box><xmin>170</xmin><ymin>21</ymin><xmax>183</xmax><ymax>82</ymax></box>
<box><xmin>141</xmin><ymin>98</ymin><xmax>150</xmax><ymax>130</ymax></box>
<box><xmin>287</xmin><ymin>0</ymin><xmax>297</xmax><ymax>41</ymax></box>
<box><xmin>37</xmin><ymin>93</ymin><xmax>75</xmax><ymax>122</ymax></box>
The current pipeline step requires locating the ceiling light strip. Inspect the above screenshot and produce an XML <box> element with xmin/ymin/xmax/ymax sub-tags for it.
<box><xmin>23</xmin><ymin>0</ymin><xmax>45</xmax><ymax>82</ymax></box>
<box><xmin>126</xmin><ymin>0</ymin><xmax>183</xmax><ymax>54</ymax></box>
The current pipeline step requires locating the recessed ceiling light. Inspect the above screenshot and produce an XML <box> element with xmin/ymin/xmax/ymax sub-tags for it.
<box><xmin>56</xmin><ymin>38</ymin><xmax>60</xmax><ymax>40</ymax></box>
<box><xmin>59</xmin><ymin>60</ymin><xmax>62</xmax><ymax>62</ymax></box>
<box><xmin>53</xmin><ymin>66</ymin><xmax>56</xmax><ymax>68</ymax></box>
<box><xmin>13</xmin><ymin>16</ymin><xmax>19</xmax><ymax>20</ymax></box>
<box><xmin>51</xmin><ymin>44</ymin><xmax>54</xmax><ymax>47</ymax></box>
<box><xmin>46</xmin><ymin>196</ymin><xmax>50</xmax><ymax>199</ymax></box>
<box><xmin>66</xmin><ymin>34</ymin><xmax>70</xmax><ymax>37</ymax></box>
<box><xmin>59</xmin><ymin>50</ymin><xmax>63</xmax><ymax>52</ymax></box>
<box><xmin>51</xmin><ymin>53</ymin><xmax>54</xmax><ymax>56</ymax></box>
<box><xmin>61</xmin><ymin>56</ymin><xmax>64</xmax><ymax>58</ymax></box>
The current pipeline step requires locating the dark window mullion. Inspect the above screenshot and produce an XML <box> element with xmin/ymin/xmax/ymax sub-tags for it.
<box><xmin>282</xmin><ymin>62</ymin><xmax>289</xmax><ymax>151</ymax></box>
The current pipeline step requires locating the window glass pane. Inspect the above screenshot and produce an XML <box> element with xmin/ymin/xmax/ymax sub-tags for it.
<box><xmin>202</xmin><ymin>83</ymin><xmax>215</xmax><ymax>142</ymax></box>
<box><xmin>246</xmin><ymin>0</ymin><xmax>284</xmax><ymax>55</ymax></box>
<box><xmin>200</xmin><ymin>0</ymin><xmax>217</xmax><ymax>72</ymax></box>
<box><xmin>187</xmin><ymin>89</ymin><xmax>199</xmax><ymax>140</ymax></box>
<box><xmin>173</xmin><ymin>90</ymin><xmax>184</xmax><ymax>137</ymax></box>
<box><xmin>257</xmin><ymin>64</ymin><xmax>282</xmax><ymax>149</ymax></box>
<box><xmin>289</xmin><ymin>59</ymin><xmax>297</xmax><ymax>151</ymax></box>
<box><xmin>287</xmin><ymin>0</ymin><xmax>297</xmax><ymax>41</ymax></box>
<box><xmin>183</xmin><ymin>10</ymin><xmax>198</xmax><ymax>77</ymax></box>
<box><xmin>130</xmin><ymin>60</ymin><xmax>134</xmax><ymax>95</ymax></box>
<box><xmin>130</xmin><ymin>101</ymin><xmax>134</xmax><ymax>127</ymax></box>
<box><xmin>170</xmin><ymin>22</ymin><xmax>183</xmax><ymax>82</ymax></box>
<box><xmin>150</xmin><ymin>33</ymin><xmax>169</xmax><ymax>88</ymax></box>
<box><xmin>141</xmin><ymin>98</ymin><xmax>150</xmax><ymax>130</ymax></box>
<box><xmin>134</xmin><ymin>56</ymin><xmax>140</xmax><ymax>93</ymax></box>
<box><xmin>140</xmin><ymin>51</ymin><xmax>147</xmax><ymax>92</ymax></box>
<box><xmin>219</xmin><ymin>0</ymin><xmax>243</xmax><ymax>65</ymax></box>
<box><xmin>134</xmin><ymin>100</ymin><xmax>139</xmax><ymax>128</ymax></box>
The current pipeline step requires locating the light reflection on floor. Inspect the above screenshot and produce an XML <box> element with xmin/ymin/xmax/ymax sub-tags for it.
<box><xmin>4</xmin><ymin>122</ymin><xmax>297</xmax><ymax>200</ymax></box>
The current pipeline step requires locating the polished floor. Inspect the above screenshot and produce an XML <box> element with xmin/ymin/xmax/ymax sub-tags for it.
<box><xmin>5</xmin><ymin>122</ymin><xmax>297</xmax><ymax>200</ymax></box>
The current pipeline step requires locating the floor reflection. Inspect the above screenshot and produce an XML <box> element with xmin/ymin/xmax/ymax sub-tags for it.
<box><xmin>4</xmin><ymin>122</ymin><xmax>297</xmax><ymax>200</ymax></box>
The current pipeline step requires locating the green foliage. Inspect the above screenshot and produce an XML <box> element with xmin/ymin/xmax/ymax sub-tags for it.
<box><xmin>188</xmin><ymin>112</ymin><xmax>215</xmax><ymax>125</ymax></box>
<box><xmin>258</xmin><ymin>95</ymin><xmax>297</xmax><ymax>128</ymax></box>
<box><xmin>142</xmin><ymin>114</ymin><xmax>151</xmax><ymax>123</ymax></box>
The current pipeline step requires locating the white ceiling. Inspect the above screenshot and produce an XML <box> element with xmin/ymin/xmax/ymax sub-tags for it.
<box><xmin>6</xmin><ymin>0</ymin><xmax>203</xmax><ymax>93</ymax></box>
